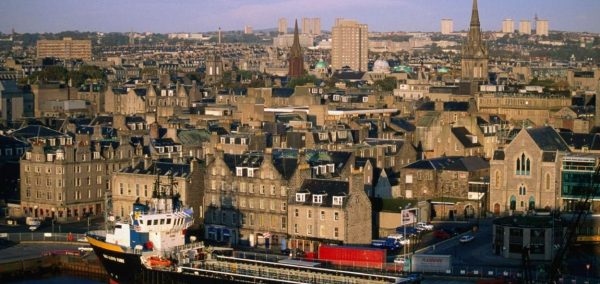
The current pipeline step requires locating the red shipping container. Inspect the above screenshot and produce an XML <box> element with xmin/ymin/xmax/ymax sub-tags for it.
<box><xmin>318</xmin><ymin>245</ymin><xmax>386</xmax><ymax>269</ymax></box>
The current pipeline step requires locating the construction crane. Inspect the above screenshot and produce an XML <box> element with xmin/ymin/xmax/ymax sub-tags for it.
<box><xmin>548</xmin><ymin>163</ymin><xmax>599</xmax><ymax>283</ymax></box>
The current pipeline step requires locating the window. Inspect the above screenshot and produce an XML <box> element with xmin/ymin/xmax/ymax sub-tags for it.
<box><xmin>294</xmin><ymin>223</ymin><xmax>298</xmax><ymax>234</ymax></box>
<box><xmin>281</xmin><ymin>217</ymin><xmax>287</xmax><ymax>230</ymax></box>
<box><xmin>320</xmin><ymin>211</ymin><xmax>325</xmax><ymax>220</ymax></box>
<box><xmin>313</xmin><ymin>195</ymin><xmax>323</xmax><ymax>204</ymax></box>
<box><xmin>248</xmin><ymin>169</ymin><xmax>254</xmax><ymax>177</ymax></box>
<box><xmin>240</xmin><ymin>182</ymin><xmax>246</xmax><ymax>192</ymax></box>
<box><xmin>236</xmin><ymin>168</ymin><xmax>243</xmax><ymax>176</ymax></box>
<box><xmin>249</xmin><ymin>184</ymin><xmax>254</xmax><ymax>193</ymax></box>
<box><xmin>334</xmin><ymin>211</ymin><xmax>339</xmax><ymax>221</ymax></box>
<box><xmin>270</xmin><ymin>200</ymin><xmax>275</xmax><ymax>211</ymax></box>
<box><xmin>307</xmin><ymin>209</ymin><xmax>312</xmax><ymax>219</ymax></box>
<box><xmin>281</xmin><ymin>202</ymin><xmax>287</xmax><ymax>211</ymax></box>
<box><xmin>259</xmin><ymin>185</ymin><xmax>265</xmax><ymax>194</ymax></box>
<box><xmin>332</xmin><ymin>196</ymin><xmax>343</xmax><ymax>206</ymax></box>
<box><xmin>545</xmin><ymin>173</ymin><xmax>551</xmax><ymax>190</ymax></box>
<box><xmin>516</xmin><ymin>153</ymin><xmax>531</xmax><ymax>176</ymax></box>
<box><xmin>280</xmin><ymin>186</ymin><xmax>287</xmax><ymax>196</ymax></box>
<box><xmin>240</xmin><ymin>198</ymin><xmax>246</xmax><ymax>208</ymax></box>
<box><xmin>519</xmin><ymin>185</ymin><xmax>527</xmax><ymax>196</ymax></box>
<box><xmin>294</xmin><ymin>208</ymin><xmax>299</xmax><ymax>217</ymax></box>
<box><xmin>270</xmin><ymin>185</ymin><xmax>275</xmax><ymax>195</ymax></box>
<box><xmin>307</xmin><ymin>224</ymin><xmax>313</xmax><ymax>235</ymax></box>
<box><xmin>295</xmin><ymin>193</ymin><xmax>306</xmax><ymax>202</ymax></box>
<box><xmin>334</xmin><ymin>227</ymin><xmax>339</xmax><ymax>238</ymax></box>
<box><xmin>495</xmin><ymin>171</ymin><xmax>501</xmax><ymax>188</ymax></box>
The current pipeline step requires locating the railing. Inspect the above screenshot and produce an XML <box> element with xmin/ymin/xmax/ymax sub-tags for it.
<box><xmin>0</xmin><ymin>232</ymin><xmax>88</xmax><ymax>243</ymax></box>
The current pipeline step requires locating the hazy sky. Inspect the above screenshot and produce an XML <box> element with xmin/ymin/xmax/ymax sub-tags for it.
<box><xmin>1</xmin><ymin>0</ymin><xmax>599</xmax><ymax>33</ymax></box>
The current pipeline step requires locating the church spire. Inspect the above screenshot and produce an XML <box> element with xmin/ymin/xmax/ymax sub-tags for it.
<box><xmin>470</xmin><ymin>0</ymin><xmax>480</xmax><ymax>27</ymax></box>
<box><xmin>290</xmin><ymin>19</ymin><xmax>302</xmax><ymax>57</ymax></box>
<box><xmin>288</xmin><ymin>19</ymin><xmax>304</xmax><ymax>78</ymax></box>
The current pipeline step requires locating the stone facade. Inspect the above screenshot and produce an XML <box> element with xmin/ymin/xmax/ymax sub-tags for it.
<box><xmin>288</xmin><ymin>168</ymin><xmax>372</xmax><ymax>253</ymax></box>
<box><xmin>489</xmin><ymin>127</ymin><xmax>569</xmax><ymax>215</ymax></box>
<box><xmin>20</xmin><ymin>135</ymin><xmax>136</xmax><ymax>222</ymax></box>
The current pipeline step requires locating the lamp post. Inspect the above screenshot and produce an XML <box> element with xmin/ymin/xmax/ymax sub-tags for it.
<box><xmin>586</xmin><ymin>263</ymin><xmax>590</xmax><ymax>279</ymax></box>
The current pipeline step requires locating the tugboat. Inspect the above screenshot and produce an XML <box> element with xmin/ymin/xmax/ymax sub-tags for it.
<box><xmin>87</xmin><ymin>174</ymin><xmax>199</xmax><ymax>284</ymax></box>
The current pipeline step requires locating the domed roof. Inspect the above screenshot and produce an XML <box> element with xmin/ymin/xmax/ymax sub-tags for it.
<box><xmin>373</xmin><ymin>59</ymin><xmax>390</xmax><ymax>73</ymax></box>
<box><xmin>437</xmin><ymin>67</ymin><xmax>449</xmax><ymax>73</ymax></box>
<box><xmin>315</xmin><ymin>59</ymin><xmax>328</xmax><ymax>69</ymax></box>
<box><xmin>392</xmin><ymin>65</ymin><xmax>413</xmax><ymax>73</ymax></box>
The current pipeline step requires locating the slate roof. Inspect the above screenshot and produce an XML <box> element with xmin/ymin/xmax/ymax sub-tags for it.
<box><xmin>177</xmin><ymin>129</ymin><xmax>211</xmax><ymax>146</ymax></box>
<box><xmin>295</xmin><ymin>179</ymin><xmax>349</xmax><ymax>207</ymax></box>
<box><xmin>404</xmin><ymin>156</ymin><xmax>488</xmax><ymax>172</ymax></box>
<box><xmin>526</xmin><ymin>127</ymin><xmax>569</xmax><ymax>152</ymax></box>
<box><xmin>542</xmin><ymin>152</ymin><xmax>557</xmax><ymax>162</ymax></box>
<box><xmin>493</xmin><ymin>150</ymin><xmax>505</xmax><ymax>160</ymax></box>
<box><xmin>272</xmin><ymin>88</ymin><xmax>295</xmax><ymax>98</ymax></box>
<box><xmin>133</xmin><ymin>88</ymin><xmax>147</xmax><ymax>97</ymax></box>
<box><xmin>558</xmin><ymin>132</ymin><xmax>600</xmax><ymax>151</ymax></box>
<box><xmin>451</xmin><ymin>127</ymin><xmax>482</xmax><ymax>148</ymax></box>
<box><xmin>417</xmin><ymin>101</ymin><xmax>469</xmax><ymax>112</ymax></box>
<box><xmin>12</xmin><ymin>125</ymin><xmax>68</xmax><ymax>141</ymax></box>
<box><xmin>121</xmin><ymin>160</ymin><xmax>191</xmax><ymax>178</ymax></box>
<box><xmin>390</xmin><ymin>117</ymin><xmax>416</xmax><ymax>132</ymax></box>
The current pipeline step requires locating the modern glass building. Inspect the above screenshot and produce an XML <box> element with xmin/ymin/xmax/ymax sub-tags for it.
<box><xmin>561</xmin><ymin>155</ymin><xmax>600</xmax><ymax>212</ymax></box>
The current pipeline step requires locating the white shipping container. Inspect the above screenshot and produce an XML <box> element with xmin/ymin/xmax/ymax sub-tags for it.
<box><xmin>411</xmin><ymin>254</ymin><xmax>452</xmax><ymax>273</ymax></box>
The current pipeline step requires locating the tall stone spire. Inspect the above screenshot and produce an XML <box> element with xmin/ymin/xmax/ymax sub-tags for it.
<box><xmin>461</xmin><ymin>0</ymin><xmax>488</xmax><ymax>82</ymax></box>
<box><xmin>290</xmin><ymin>20</ymin><xmax>302</xmax><ymax>58</ymax></box>
<box><xmin>470</xmin><ymin>0</ymin><xmax>480</xmax><ymax>27</ymax></box>
<box><xmin>288</xmin><ymin>19</ymin><xmax>304</xmax><ymax>78</ymax></box>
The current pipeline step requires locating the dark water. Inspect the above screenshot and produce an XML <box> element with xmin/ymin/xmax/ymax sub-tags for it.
<box><xmin>7</xmin><ymin>275</ymin><xmax>105</xmax><ymax>284</ymax></box>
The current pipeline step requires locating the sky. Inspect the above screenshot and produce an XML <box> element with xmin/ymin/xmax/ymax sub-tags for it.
<box><xmin>1</xmin><ymin>0</ymin><xmax>599</xmax><ymax>34</ymax></box>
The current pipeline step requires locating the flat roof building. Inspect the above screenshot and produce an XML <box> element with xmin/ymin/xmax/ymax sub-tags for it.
<box><xmin>36</xmin><ymin>37</ymin><xmax>92</xmax><ymax>60</ymax></box>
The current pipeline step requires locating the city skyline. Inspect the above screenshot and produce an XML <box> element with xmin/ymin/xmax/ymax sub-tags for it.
<box><xmin>1</xmin><ymin>0</ymin><xmax>600</xmax><ymax>34</ymax></box>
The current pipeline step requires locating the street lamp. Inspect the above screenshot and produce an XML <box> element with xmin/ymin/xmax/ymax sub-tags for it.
<box><xmin>586</xmin><ymin>263</ymin><xmax>590</xmax><ymax>279</ymax></box>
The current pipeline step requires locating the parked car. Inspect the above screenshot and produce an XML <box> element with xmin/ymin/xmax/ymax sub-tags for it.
<box><xmin>416</xmin><ymin>222</ymin><xmax>433</xmax><ymax>231</ymax></box>
<box><xmin>459</xmin><ymin>234</ymin><xmax>475</xmax><ymax>243</ymax></box>
<box><xmin>433</xmin><ymin>229</ymin><xmax>450</xmax><ymax>239</ymax></box>
<box><xmin>393</xmin><ymin>256</ymin><xmax>407</xmax><ymax>264</ymax></box>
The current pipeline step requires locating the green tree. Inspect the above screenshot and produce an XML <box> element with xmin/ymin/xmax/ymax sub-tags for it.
<box><xmin>287</xmin><ymin>74</ymin><xmax>318</xmax><ymax>88</ymax></box>
<box><xmin>373</xmin><ymin>77</ymin><xmax>397</xmax><ymax>92</ymax></box>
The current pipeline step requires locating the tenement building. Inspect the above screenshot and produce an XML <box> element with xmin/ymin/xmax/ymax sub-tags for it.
<box><xmin>110</xmin><ymin>158</ymin><xmax>205</xmax><ymax>223</ymax></box>
<box><xmin>287</xmin><ymin>168</ymin><xmax>372</xmax><ymax>254</ymax></box>
<box><xmin>20</xmin><ymin>134</ymin><xmax>137</xmax><ymax>222</ymax></box>
<box><xmin>203</xmin><ymin>149</ymin><xmax>310</xmax><ymax>246</ymax></box>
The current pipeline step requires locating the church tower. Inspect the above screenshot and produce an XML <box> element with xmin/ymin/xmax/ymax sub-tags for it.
<box><xmin>288</xmin><ymin>19</ymin><xmax>304</xmax><ymax>78</ymax></box>
<box><xmin>461</xmin><ymin>0</ymin><xmax>488</xmax><ymax>81</ymax></box>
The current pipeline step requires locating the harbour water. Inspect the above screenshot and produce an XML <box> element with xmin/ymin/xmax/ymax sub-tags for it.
<box><xmin>7</xmin><ymin>275</ymin><xmax>105</xmax><ymax>284</ymax></box>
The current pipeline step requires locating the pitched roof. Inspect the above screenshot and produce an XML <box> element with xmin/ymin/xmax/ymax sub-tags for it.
<box><xmin>451</xmin><ymin>127</ymin><xmax>482</xmax><ymax>148</ymax></box>
<box><xmin>558</xmin><ymin>132</ymin><xmax>600</xmax><ymax>151</ymax></box>
<box><xmin>404</xmin><ymin>156</ymin><xmax>488</xmax><ymax>172</ymax></box>
<box><xmin>525</xmin><ymin>127</ymin><xmax>569</xmax><ymax>152</ymax></box>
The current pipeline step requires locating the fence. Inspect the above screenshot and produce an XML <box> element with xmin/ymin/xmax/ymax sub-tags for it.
<box><xmin>0</xmin><ymin>232</ymin><xmax>88</xmax><ymax>243</ymax></box>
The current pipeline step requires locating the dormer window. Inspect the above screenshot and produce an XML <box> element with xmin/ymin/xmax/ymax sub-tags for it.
<box><xmin>295</xmin><ymin>193</ymin><xmax>306</xmax><ymax>202</ymax></box>
<box><xmin>56</xmin><ymin>152</ymin><xmax>64</xmax><ymax>160</ymax></box>
<box><xmin>247</xmin><ymin>168</ymin><xmax>255</xmax><ymax>177</ymax></box>
<box><xmin>93</xmin><ymin>152</ymin><xmax>100</xmax><ymax>159</ymax></box>
<box><xmin>236</xmin><ymin>167</ymin><xmax>243</xmax><ymax>177</ymax></box>
<box><xmin>220</xmin><ymin>137</ymin><xmax>226</xmax><ymax>144</ymax></box>
<box><xmin>327</xmin><ymin>164</ymin><xmax>335</xmax><ymax>173</ymax></box>
<box><xmin>229</xmin><ymin>137</ymin><xmax>235</xmax><ymax>144</ymax></box>
<box><xmin>66</xmin><ymin>138</ymin><xmax>72</xmax><ymax>145</ymax></box>
<box><xmin>313</xmin><ymin>194</ymin><xmax>324</xmax><ymax>204</ymax></box>
<box><xmin>241</xmin><ymin>138</ymin><xmax>247</xmax><ymax>145</ymax></box>
<box><xmin>332</xmin><ymin>196</ymin><xmax>344</xmax><ymax>206</ymax></box>
<box><xmin>26</xmin><ymin>152</ymin><xmax>31</xmax><ymax>160</ymax></box>
<box><xmin>318</xmin><ymin>133</ymin><xmax>328</xmax><ymax>140</ymax></box>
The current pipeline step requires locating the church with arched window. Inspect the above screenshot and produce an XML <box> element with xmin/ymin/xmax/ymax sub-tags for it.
<box><xmin>489</xmin><ymin>127</ymin><xmax>569</xmax><ymax>215</ymax></box>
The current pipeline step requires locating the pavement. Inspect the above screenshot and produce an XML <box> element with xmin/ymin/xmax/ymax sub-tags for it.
<box><xmin>0</xmin><ymin>216</ymin><xmax>105</xmax><ymax>234</ymax></box>
<box><xmin>0</xmin><ymin>242</ymin><xmax>86</xmax><ymax>263</ymax></box>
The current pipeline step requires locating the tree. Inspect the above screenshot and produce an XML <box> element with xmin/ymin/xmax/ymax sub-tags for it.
<box><xmin>287</xmin><ymin>74</ymin><xmax>318</xmax><ymax>89</ymax></box>
<box><xmin>373</xmin><ymin>77</ymin><xmax>397</xmax><ymax>92</ymax></box>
